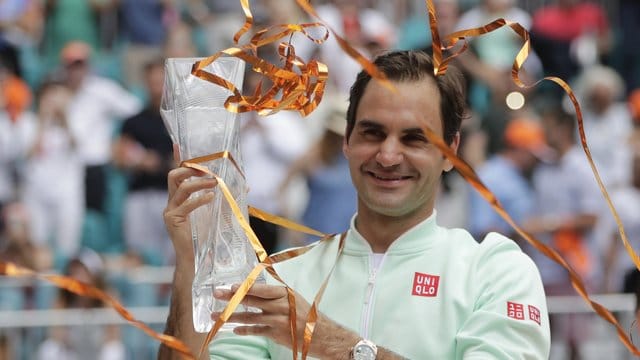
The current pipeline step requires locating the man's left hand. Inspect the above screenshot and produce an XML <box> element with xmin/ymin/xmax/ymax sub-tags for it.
<box><xmin>213</xmin><ymin>283</ymin><xmax>358</xmax><ymax>359</ymax></box>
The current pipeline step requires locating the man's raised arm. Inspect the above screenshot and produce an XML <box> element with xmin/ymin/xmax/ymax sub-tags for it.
<box><xmin>158</xmin><ymin>166</ymin><xmax>217</xmax><ymax>360</ymax></box>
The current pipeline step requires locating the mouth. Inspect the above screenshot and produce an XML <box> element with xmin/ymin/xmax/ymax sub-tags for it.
<box><xmin>367</xmin><ymin>171</ymin><xmax>413</xmax><ymax>182</ymax></box>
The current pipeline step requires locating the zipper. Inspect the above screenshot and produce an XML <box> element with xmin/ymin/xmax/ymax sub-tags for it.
<box><xmin>361</xmin><ymin>253</ymin><xmax>387</xmax><ymax>339</ymax></box>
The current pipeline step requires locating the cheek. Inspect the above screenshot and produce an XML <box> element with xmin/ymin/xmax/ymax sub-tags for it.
<box><xmin>345</xmin><ymin>142</ymin><xmax>376</xmax><ymax>163</ymax></box>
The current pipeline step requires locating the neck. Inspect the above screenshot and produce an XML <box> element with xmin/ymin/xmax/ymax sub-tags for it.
<box><xmin>354</xmin><ymin>206</ymin><xmax>432</xmax><ymax>253</ymax></box>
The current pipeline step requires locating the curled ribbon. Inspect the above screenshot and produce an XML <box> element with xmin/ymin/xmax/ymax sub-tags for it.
<box><xmin>191</xmin><ymin>0</ymin><xmax>397</xmax><ymax>118</ymax></box>
<box><xmin>425</xmin><ymin>0</ymin><xmax>640</xmax><ymax>354</ymax></box>
<box><xmin>192</xmin><ymin>20</ymin><xmax>330</xmax><ymax>116</ymax></box>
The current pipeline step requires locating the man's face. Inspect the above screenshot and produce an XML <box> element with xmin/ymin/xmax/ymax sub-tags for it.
<box><xmin>64</xmin><ymin>60</ymin><xmax>88</xmax><ymax>88</ymax></box>
<box><xmin>343</xmin><ymin>79</ymin><xmax>459</xmax><ymax>220</ymax></box>
<box><xmin>146</xmin><ymin>65</ymin><xmax>165</xmax><ymax>105</ymax></box>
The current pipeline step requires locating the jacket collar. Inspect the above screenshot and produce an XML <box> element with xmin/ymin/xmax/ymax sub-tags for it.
<box><xmin>344</xmin><ymin>211</ymin><xmax>441</xmax><ymax>255</ymax></box>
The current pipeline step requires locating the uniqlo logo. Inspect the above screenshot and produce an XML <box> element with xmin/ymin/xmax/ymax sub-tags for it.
<box><xmin>507</xmin><ymin>301</ymin><xmax>525</xmax><ymax>320</ymax></box>
<box><xmin>528</xmin><ymin>305</ymin><xmax>541</xmax><ymax>325</ymax></box>
<box><xmin>412</xmin><ymin>272</ymin><xmax>439</xmax><ymax>297</ymax></box>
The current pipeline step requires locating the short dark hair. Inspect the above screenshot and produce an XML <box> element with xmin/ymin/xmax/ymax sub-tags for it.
<box><xmin>346</xmin><ymin>50</ymin><xmax>466</xmax><ymax>145</ymax></box>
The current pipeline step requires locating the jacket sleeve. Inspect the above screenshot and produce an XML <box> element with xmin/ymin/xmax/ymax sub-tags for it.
<box><xmin>455</xmin><ymin>233</ymin><xmax>551</xmax><ymax>359</ymax></box>
<box><xmin>209</xmin><ymin>332</ymin><xmax>271</xmax><ymax>360</ymax></box>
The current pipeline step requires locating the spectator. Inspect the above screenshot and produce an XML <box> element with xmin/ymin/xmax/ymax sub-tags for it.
<box><xmin>0</xmin><ymin>1</ymin><xmax>46</xmax><ymax>89</ymax></box>
<box><xmin>602</xmin><ymin>151</ymin><xmax>640</xmax><ymax>292</ymax></box>
<box><xmin>572</xmin><ymin>65</ymin><xmax>633</xmax><ymax>188</ymax></box>
<box><xmin>163</xmin><ymin>21</ymin><xmax>197</xmax><ymax>59</ymax></box>
<box><xmin>240</xmin><ymin>71</ymin><xmax>312</xmax><ymax>254</ymax></box>
<box><xmin>36</xmin><ymin>248</ymin><xmax>125</xmax><ymax>360</ymax></box>
<box><xmin>0</xmin><ymin>202</ymin><xmax>52</xmax><ymax>273</ymax></box>
<box><xmin>184</xmin><ymin>0</ymin><xmax>245</xmax><ymax>55</ymax></box>
<box><xmin>58</xmin><ymin>41</ymin><xmax>141</xmax><ymax>248</ymax></box>
<box><xmin>22</xmin><ymin>80</ymin><xmax>84</xmax><ymax>259</ymax></box>
<box><xmin>397</xmin><ymin>0</ymin><xmax>459</xmax><ymax>51</ymax></box>
<box><xmin>436</xmin><ymin>111</ymin><xmax>487</xmax><ymax>229</ymax></box>
<box><xmin>454</xmin><ymin>0</ymin><xmax>541</xmax><ymax>117</ymax></box>
<box><xmin>112</xmin><ymin>59</ymin><xmax>174</xmax><ymax>265</ymax></box>
<box><xmin>1</xmin><ymin>63</ymin><xmax>32</xmax><ymax>123</ymax></box>
<box><xmin>524</xmin><ymin>107</ymin><xmax>602</xmax><ymax>359</ymax></box>
<box><xmin>42</xmin><ymin>0</ymin><xmax>114</xmax><ymax>67</ymax></box>
<box><xmin>279</xmin><ymin>94</ymin><xmax>357</xmax><ymax>245</ymax></box>
<box><xmin>531</xmin><ymin>0</ymin><xmax>612</xmax><ymax>82</ymax></box>
<box><xmin>119</xmin><ymin>0</ymin><xmax>173</xmax><ymax>90</ymax></box>
<box><xmin>0</xmin><ymin>62</ymin><xmax>35</xmax><ymax>224</ymax></box>
<box><xmin>469</xmin><ymin>117</ymin><xmax>549</xmax><ymax>240</ymax></box>
<box><xmin>304</xmin><ymin>0</ymin><xmax>397</xmax><ymax>93</ymax></box>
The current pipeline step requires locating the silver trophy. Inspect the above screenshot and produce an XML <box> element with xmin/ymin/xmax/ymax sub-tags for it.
<box><xmin>161</xmin><ymin>57</ymin><xmax>263</xmax><ymax>333</ymax></box>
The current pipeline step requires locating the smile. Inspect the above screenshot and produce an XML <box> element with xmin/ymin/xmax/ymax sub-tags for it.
<box><xmin>368</xmin><ymin>172</ymin><xmax>412</xmax><ymax>181</ymax></box>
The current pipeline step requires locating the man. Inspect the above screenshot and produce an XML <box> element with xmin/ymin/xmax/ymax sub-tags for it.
<box><xmin>160</xmin><ymin>50</ymin><xmax>550</xmax><ymax>359</ymax></box>
<box><xmin>531</xmin><ymin>0</ymin><xmax>611</xmax><ymax>82</ymax></box>
<box><xmin>523</xmin><ymin>108</ymin><xmax>602</xmax><ymax>359</ymax></box>
<box><xmin>60</xmin><ymin>41</ymin><xmax>141</xmax><ymax>221</ymax></box>
<box><xmin>112</xmin><ymin>59</ymin><xmax>174</xmax><ymax>265</ymax></box>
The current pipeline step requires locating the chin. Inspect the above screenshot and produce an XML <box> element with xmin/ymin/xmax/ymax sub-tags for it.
<box><xmin>364</xmin><ymin>200</ymin><xmax>414</xmax><ymax>218</ymax></box>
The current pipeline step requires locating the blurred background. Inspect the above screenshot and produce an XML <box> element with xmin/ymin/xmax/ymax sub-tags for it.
<box><xmin>1</xmin><ymin>0</ymin><xmax>640</xmax><ymax>359</ymax></box>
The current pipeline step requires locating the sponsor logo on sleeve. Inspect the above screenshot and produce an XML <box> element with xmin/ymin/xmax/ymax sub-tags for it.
<box><xmin>507</xmin><ymin>301</ymin><xmax>525</xmax><ymax>320</ymax></box>
<box><xmin>412</xmin><ymin>272</ymin><xmax>440</xmax><ymax>297</ymax></box>
<box><xmin>528</xmin><ymin>305</ymin><xmax>541</xmax><ymax>325</ymax></box>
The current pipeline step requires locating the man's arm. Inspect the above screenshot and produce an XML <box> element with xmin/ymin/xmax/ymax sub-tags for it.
<box><xmin>456</xmin><ymin>233</ymin><xmax>550</xmax><ymax>359</ymax></box>
<box><xmin>215</xmin><ymin>284</ymin><xmax>408</xmax><ymax>359</ymax></box>
<box><xmin>158</xmin><ymin>165</ymin><xmax>216</xmax><ymax>360</ymax></box>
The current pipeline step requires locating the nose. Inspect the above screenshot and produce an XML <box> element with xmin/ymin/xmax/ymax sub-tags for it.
<box><xmin>375</xmin><ymin>137</ymin><xmax>403</xmax><ymax>167</ymax></box>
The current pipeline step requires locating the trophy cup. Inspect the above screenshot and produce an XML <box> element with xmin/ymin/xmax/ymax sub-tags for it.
<box><xmin>160</xmin><ymin>57</ymin><xmax>263</xmax><ymax>333</ymax></box>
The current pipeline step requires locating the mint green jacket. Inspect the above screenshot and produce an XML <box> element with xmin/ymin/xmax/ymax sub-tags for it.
<box><xmin>210</xmin><ymin>213</ymin><xmax>550</xmax><ymax>359</ymax></box>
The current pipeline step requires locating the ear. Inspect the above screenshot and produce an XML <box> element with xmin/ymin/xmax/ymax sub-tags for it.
<box><xmin>342</xmin><ymin>134</ymin><xmax>350</xmax><ymax>158</ymax></box>
<box><xmin>443</xmin><ymin>131</ymin><xmax>460</xmax><ymax>172</ymax></box>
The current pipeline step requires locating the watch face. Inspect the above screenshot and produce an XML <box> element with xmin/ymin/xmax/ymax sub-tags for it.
<box><xmin>354</xmin><ymin>344</ymin><xmax>377</xmax><ymax>360</ymax></box>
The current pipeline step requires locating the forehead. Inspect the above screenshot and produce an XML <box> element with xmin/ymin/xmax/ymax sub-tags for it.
<box><xmin>355</xmin><ymin>78</ymin><xmax>442</xmax><ymax>132</ymax></box>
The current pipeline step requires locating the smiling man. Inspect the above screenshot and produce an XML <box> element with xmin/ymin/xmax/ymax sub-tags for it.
<box><xmin>160</xmin><ymin>50</ymin><xmax>550</xmax><ymax>359</ymax></box>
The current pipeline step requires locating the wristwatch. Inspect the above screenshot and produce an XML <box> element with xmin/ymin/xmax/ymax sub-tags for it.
<box><xmin>351</xmin><ymin>338</ymin><xmax>378</xmax><ymax>360</ymax></box>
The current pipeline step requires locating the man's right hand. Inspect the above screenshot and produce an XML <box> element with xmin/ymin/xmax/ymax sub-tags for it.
<box><xmin>163</xmin><ymin>166</ymin><xmax>217</xmax><ymax>268</ymax></box>
<box><xmin>160</xmin><ymin>151</ymin><xmax>218</xmax><ymax>359</ymax></box>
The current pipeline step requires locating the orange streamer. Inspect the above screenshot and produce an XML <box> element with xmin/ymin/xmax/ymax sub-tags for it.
<box><xmin>301</xmin><ymin>233</ymin><xmax>346</xmax><ymax>358</ymax></box>
<box><xmin>425</xmin><ymin>0</ymin><xmax>640</xmax><ymax>354</ymax></box>
<box><xmin>0</xmin><ymin>261</ymin><xmax>196</xmax><ymax>359</ymax></box>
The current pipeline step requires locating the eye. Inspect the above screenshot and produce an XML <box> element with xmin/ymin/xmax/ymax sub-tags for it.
<box><xmin>403</xmin><ymin>133</ymin><xmax>428</xmax><ymax>144</ymax></box>
<box><xmin>360</xmin><ymin>128</ymin><xmax>385</xmax><ymax>140</ymax></box>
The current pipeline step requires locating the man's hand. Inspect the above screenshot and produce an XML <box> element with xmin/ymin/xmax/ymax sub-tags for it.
<box><xmin>163</xmin><ymin>166</ymin><xmax>216</xmax><ymax>266</ymax></box>
<box><xmin>159</xmin><ymin>153</ymin><xmax>217</xmax><ymax>360</ymax></box>
<box><xmin>213</xmin><ymin>283</ymin><xmax>360</xmax><ymax>359</ymax></box>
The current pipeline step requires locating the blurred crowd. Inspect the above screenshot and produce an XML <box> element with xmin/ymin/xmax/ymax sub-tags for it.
<box><xmin>1</xmin><ymin>0</ymin><xmax>640</xmax><ymax>358</ymax></box>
